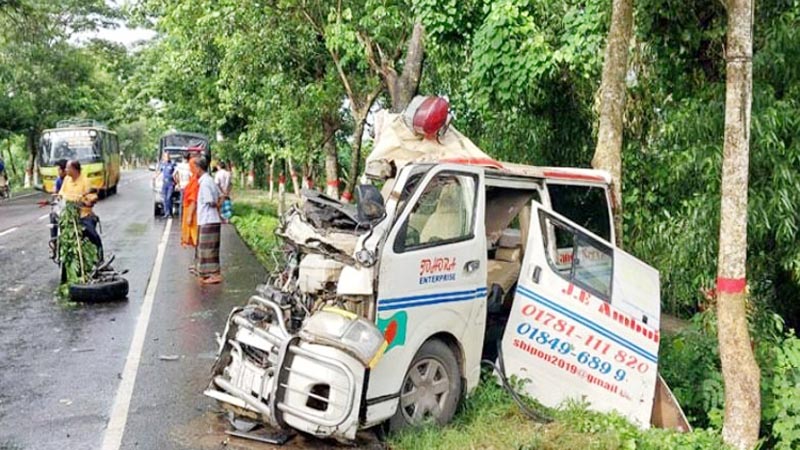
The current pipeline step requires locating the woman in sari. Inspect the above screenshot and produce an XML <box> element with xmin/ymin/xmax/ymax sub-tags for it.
<box><xmin>181</xmin><ymin>157</ymin><xmax>200</xmax><ymax>249</ymax></box>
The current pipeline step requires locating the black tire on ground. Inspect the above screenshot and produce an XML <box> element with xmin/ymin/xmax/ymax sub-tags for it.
<box><xmin>154</xmin><ymin>203</ymin><xmax>162</xmax><ymax>216</ymax></box>
<box><xmin>389</xmin><ymin>339</ymin><xmax>462</xmax><ymax>432</ymax></box>
<box><xmin>69</xmin><ymin>278</ymin><xmax>129</xmax><ymax>303</ymax></box>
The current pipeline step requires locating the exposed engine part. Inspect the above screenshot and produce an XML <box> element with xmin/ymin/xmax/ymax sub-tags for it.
<box><xmin>298</xmin><ymin>254</ymin><xmax>344</xmax><ymax>294</ymax></box>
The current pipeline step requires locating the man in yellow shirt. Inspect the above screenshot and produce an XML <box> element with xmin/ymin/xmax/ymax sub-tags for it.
<box><xmin>58</xmin><ymin>160</ymin><xmax>103</xmax><ymax>261</ymax></box>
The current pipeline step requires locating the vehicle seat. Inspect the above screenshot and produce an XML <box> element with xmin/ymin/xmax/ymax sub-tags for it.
<box><xmin>420</xmin><ymin>184</ymin><xmax>466</xmax><ymax>243</ymax></box>
<box><xmin>487</xmin><ymin>229</ymin><xmax>523</xmax><ymax>311</ymax></box>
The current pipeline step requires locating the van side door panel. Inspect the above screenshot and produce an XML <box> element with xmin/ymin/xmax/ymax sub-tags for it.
<box><xmin>366</xmin><ymin>165</ymin><xmax>487</xmax><ymax>421</ymax></box>
<box><xmin>501</xmin><ymin>203</ymin><xmax>659</xmax><ymax>426</ymax></box>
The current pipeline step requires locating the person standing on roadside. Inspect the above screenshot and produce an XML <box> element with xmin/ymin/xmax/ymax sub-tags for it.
<box><xmin>194</xmin><ymin>157</ymin><xmax>222</xmax><ymax>284</ymax></box>
<box><xmin>214</xmin><ymin>162</ymin><xmax>231</xmax><ymax>198</ymax></box>
<box><xmin>214</xmin><ymin>161</ymin><xmax>232</xmax><ymax>223</ymax></box>
<box><xmin>158</xmin><ymin>153</ymin><xmax>178</xmax><ymax>218</ymax></box>
<box><xmin>181</xmin><ymin>156</ymin><xmax>200</xmax><ymax>249</ymax></box>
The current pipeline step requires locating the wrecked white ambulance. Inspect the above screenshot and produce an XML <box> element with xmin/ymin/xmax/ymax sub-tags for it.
<box><xmin>205</xmin><ymin>101</ymin><xmax>669</xmax><ymax>441</ymax></box>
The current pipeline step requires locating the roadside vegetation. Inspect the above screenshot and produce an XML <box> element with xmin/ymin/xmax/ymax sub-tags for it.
<box><xmin>228</xmin><ymin>192</ymin><xmax>281</xmax><ymax>270</ymax></box>
<box><xmin>390</xmin><ymin>376</ymin><xmax>726</xmax><ymax>450</ymax></box>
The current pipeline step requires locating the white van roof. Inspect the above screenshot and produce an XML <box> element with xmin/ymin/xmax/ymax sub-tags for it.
<box><xmin>368</xmin><ymin>111</ymin><xmax>611</xmax><ymax>186</ymax></box>
<box><xmin>492</xmin><ymin>162</ymin><xmax>612</xmax><ymax>185</ymax></box>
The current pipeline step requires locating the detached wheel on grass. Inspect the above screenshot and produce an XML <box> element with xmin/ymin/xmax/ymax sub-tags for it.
<box><xmin>69</xmin><ymin>278</ymin><xmax>129</xmax><ymax>303</ymax></box>
<box><xmin>389</xmin><ymin>339</ymin><xmax>462</xmax><ymax>432</ymax></box>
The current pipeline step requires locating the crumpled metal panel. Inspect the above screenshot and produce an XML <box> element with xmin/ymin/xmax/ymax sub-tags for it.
<box><xmin>277</xmin><ymin>208</ymin><xmax>358</xmax><ymax>265</ymax></box>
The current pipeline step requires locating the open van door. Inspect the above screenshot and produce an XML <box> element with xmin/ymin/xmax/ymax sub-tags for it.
<box><xmin>500</xmin><ymin>203</ymin><xmax>660</xmax><ymax>426</ymax></box>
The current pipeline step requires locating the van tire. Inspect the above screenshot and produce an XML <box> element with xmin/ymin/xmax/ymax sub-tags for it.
<box><xmin>69</xmin><ymin>278</ymin><xmax>128</xmax><ymax>303</ymax></box>
<box><xmin>389</xmin><ymin>339</ymin><xmax>461</xmax><ymax>432</ymax></box>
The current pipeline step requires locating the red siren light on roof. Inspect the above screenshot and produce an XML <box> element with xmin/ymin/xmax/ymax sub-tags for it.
<box><xmin>403</xmin><ymin>96</ymin><xmax>450</xmax><ymax>140</ymax></box>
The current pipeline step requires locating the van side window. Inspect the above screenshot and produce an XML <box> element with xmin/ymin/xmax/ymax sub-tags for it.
<box><xmin>541</xmin><ymin>211</ymin><xmax>613</xmax><ymax>301</ymax></box>
<box><xmin>547</xmin><ymin>184</ymin><xmax>611</xmax><ymax>242</ymax></box>
<box><xmin>396</xmin><ymin>173</ymin><xmax>477</xmax><ymax>252</ymax></box>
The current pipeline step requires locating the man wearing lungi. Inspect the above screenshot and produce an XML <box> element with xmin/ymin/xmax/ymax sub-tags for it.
<box><xmin>195</xmin><ymin>157</ymin><xmax>223</xmax><ymax>284</ymax></box>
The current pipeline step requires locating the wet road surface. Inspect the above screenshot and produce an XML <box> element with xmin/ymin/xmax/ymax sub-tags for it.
<box><xmin>0</xmin><ymin>171</ymin><xmax>378</xmax><ymax>450</ymax></box>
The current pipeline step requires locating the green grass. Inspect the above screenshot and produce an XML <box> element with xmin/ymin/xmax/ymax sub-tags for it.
<box><xmin>229</xmin><ymin>197</ymin><xmax>281</xmax><ymax>270</ymax></box>
<box><xmin>388</xmin><ymin>373</ymin><xmax>726</xmax><ymax>450</ymax></box>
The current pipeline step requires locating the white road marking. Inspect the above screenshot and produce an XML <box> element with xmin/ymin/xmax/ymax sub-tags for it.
<box><xmin>0</xmin><ymin>227</ymin><xmax>18</xmax><ymax>237</ymax></box>
<box><xmin>38</xmin><ymin>214</ymin><xmax>49</xmax><ymax>221</ymax></box>
<box><xmin>101</xmin><ymin>218</ymin><xmax>172</xmax><ymax>450</ymax></box>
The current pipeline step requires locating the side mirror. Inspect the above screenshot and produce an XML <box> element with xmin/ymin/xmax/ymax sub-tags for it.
<box><xmin>356</xmin><ymin>184</ymin><xmax>385</xmax><ymax>224</ymax></box>
<box><xmin>148</xmin><ymin>164</ymin><xmax>156</xmax><ymax>172</ymax></box>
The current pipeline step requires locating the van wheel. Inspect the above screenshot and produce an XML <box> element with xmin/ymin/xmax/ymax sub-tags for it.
<box><xmin>389</xmin><ymin>339</ymin><xmax>461</xmax><ymax>431</ymax></box>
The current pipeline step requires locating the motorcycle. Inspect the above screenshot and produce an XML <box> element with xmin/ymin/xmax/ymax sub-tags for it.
<box><xmin>45</xmin><ymin>197</ymin><xmax>129</xmax><ymax>302</ymax></box>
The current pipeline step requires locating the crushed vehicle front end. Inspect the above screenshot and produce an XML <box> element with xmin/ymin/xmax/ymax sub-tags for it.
<box><xmin>204</xmin><ymin>196</ymin><xmax>387</xmax><ymax>441</ymax></box>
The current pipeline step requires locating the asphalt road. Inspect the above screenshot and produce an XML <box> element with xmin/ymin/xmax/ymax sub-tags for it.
<box><xmin>0</xmin><ymin>171</ymin><xmax>348</xmax><ymax>450</ymax></box>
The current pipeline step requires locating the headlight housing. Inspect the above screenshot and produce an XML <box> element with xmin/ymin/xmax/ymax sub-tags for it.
<box><xmin>299</xmin><ymin>308</ymin><xmax>387</xmax><ymax>368</ymax></box>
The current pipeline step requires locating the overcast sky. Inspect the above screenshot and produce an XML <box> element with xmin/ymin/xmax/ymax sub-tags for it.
<box><xmin>79</xmin><ymin>24</ymin><xmax>156</xmax><ymax>48</ymax></box>
<box><xmin>72</xmin><ymin>0</ymin><xmax>156</xmax><ymax>48</ymax></box>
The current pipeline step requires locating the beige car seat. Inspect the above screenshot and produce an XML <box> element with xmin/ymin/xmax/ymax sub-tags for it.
<box><xmin>487</xmin><ymin>229</ymin><xmax>523</xmax><ymax>296</ymax></box>
<box><xmin>419</xmin><ymin>183</ymin><xmax>467</xmax><ymax>243</ymax></box>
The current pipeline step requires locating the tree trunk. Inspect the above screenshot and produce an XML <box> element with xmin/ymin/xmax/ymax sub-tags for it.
<box><xmin>301</xmin><ymin>161</ymin><xmax>312</xmax><ymax>189</ymax></box>
<box><xmin>323</xmin><ymin>117</ymin><xmax>339</xmax><ymax>198</ymax></box>
<box><xmin>25</xmin><ymin>130</ymin><xmax>37</xmax><ymax>188</ymax></box>
<box><xmin>247</xmin><ymin>163</ymin><xmax>255</xmax><ymax>188</ymax></box>
<box><xmin>342</xmin><ymin>116</ymin><xmax>366</xmax><ymax>203</ymax></box>
<box><xmin>387</xmin><ymin>22</ymin><xmax>425</xmax><ymax>113</ymax></box>
<box><xmin>591</xmin><ymin>0</ymin><xmax>633</xmax><ymax>246</ymax></box>
<box><xmin>717</xmin><ymin>0</ymin><xmax>759</xmax><ymax>448</ymax></box>
<box><xmin>288</xmin><ymin>156</ymin><xmax>300</xmax><ymax>197</ymax></box>
<box><xmin>268</xmin><ymin>157</ymin><xmax>274</xmax><ymax>200</ymax></box>
<box><xmin>278</xmin><ymin>169</ymin><xmax>286</xmax><ymax>216</ymax></box>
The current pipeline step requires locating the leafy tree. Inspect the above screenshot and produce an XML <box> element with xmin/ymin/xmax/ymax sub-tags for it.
<box><xmin>0</xmin><ymin>0</ymin><xmax>119</xmax><ymax>186</ymax></box>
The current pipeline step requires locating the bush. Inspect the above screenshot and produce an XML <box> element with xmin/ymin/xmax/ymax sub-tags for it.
<box><xmin>659</xmin><ymin>310</ymin><xmax>800</xmax><ymax>448</ymax></box>
<box><xmin>229</xmin><ymin>200</ymin><xmax>280</xmax><ymax>269</ymax></box>
<box><xmin>389</xmin><ymin>371</ymin><xmax>726</xmax><ymax>450</ymax></box>
<box><xmin>758</xmin><ymin>317</ymin><xmax>800</xmax><ymax>449</ymax></box>
<box><xmin>658</xmin><ymin>312</ymin><xmax>724</xmax><ymax>428</ymax></box>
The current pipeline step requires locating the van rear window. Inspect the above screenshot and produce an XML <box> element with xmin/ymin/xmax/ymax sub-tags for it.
<box><xmin>546</xmin><ymin>184</ymin><xmax>611</xmax><ymax>242</ymax></box>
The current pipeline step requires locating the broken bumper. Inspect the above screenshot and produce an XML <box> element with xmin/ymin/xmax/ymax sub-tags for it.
<box><xmin>205</xmin><ymin>297</ymin><xmax>365</xmax><ymax>440</ymax></box>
